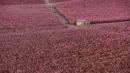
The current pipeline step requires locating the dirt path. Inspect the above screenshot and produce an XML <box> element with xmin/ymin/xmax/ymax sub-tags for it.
<box><xmin>44</xmin><ymin>0</ymin><xmax>74</xmax><ymax>28</ymax></box>
<box><xmin>44</xmin><ymin>0</ymin><xmax>130</xmax><ymax>28</ymax></box>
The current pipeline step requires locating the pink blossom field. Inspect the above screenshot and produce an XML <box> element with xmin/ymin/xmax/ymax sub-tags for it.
<box><xmin>0</xmin><ymin>0</ymin><xmax>44</xmax><ymax>5</ymax></box>
<box><xmin>0</xmin><ymin>4</ymin><xmax>66</xmax><ymax>34</ymax></box>
<box><xmin>0</xmin><ymin>0</ymin><xmax>130</xmax><ymax>73</ymax></box>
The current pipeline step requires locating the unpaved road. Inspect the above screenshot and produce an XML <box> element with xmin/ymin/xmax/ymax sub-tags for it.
<box><xmin>44</xmin><ymin>0</ymin><xmax>76</xmax><ymax>28</ymax></box>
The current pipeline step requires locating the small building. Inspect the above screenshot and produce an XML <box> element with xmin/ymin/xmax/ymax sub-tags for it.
<box><xmin>76</xmin><ymin>19</ymin><xmax>90</xmax><ymax>26</ymax></box>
